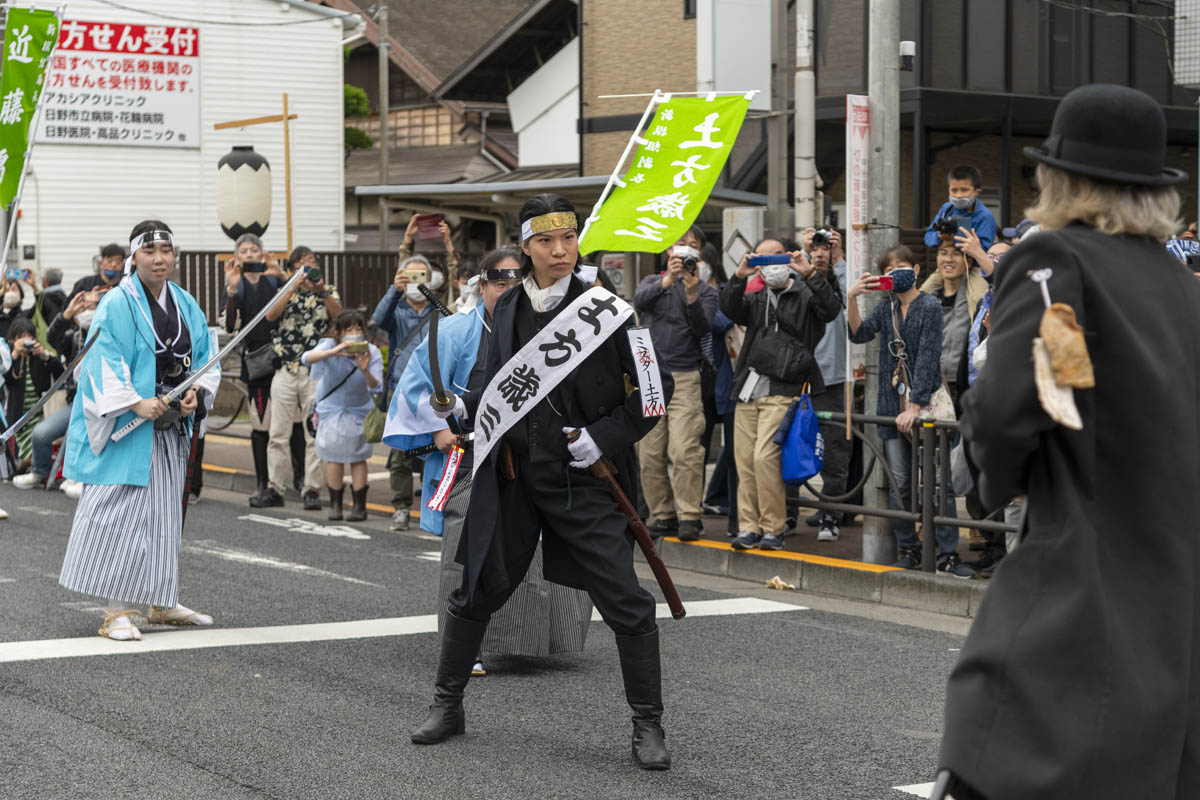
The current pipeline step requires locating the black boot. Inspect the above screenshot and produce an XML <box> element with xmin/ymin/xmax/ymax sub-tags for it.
<box><xmin>328</xmin><ymin>487</ymin><xmax>344</xmax><ymax>520</ymax></box>
<box><xmin>346</xmin><ymin>486</ymin><xmax>368</xmax><ymax>521</ymax></box>
<box><xmin>411</xmin><ymin>612</ymin><xmax>489</xmax><ymax>745</ymax></box>
<box><xmin>290</xmin><ymin>422</ymin><xmax>307</xmax><ymax>493</ymax></box>
<box><xmin>247</xmin><ymin>430</ymin><xmax>271</xmax><ymax>506</ymax></box>
<box><xmin>616</xmin><ymin>628</ymin><xmax>671</xmax><ymax>770</ymax></box>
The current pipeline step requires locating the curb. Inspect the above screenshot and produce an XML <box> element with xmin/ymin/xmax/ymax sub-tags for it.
<box><xmin>198</xmin><ymin>464</ymin><xmax>408</xmax><ymax>517</ymax></box>
<box><xmin>647</xmin><ymin>537</ymin><xmax>988</xmax><ymax>618</ymax></box>
<box><xmin>202</xmin><ymin>464</ymin><xmax>987</xmax><ymax>617</ymax></box>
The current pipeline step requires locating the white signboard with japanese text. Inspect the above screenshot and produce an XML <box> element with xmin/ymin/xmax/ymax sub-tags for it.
<box><xmin>35</xmin><ymin>19</ymin><xmax>200</xmax><ymax>148</ymax></box>
<box><xmin>844</xmin><ymin>94</ymin><xmax>870</xmax><ymax>384</ymax></box>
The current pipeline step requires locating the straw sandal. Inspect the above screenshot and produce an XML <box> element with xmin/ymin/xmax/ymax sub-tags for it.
<box><xmin>98</xmin><ymin>609</ymin><xmax>142</xmax><ymax>641</ymax></box>
<box><xmin>147</xmin><ymin>605</ymin><xmax>213</xmax><ymax>626</ymax></box>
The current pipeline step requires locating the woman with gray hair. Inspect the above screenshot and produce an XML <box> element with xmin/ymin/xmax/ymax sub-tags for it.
<box><xmin>933</xmin><ymin>84</ymin><xmax>1200</xmax><ymax>799</ymax></box>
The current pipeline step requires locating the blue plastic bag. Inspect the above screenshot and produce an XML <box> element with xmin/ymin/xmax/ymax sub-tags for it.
<box><xmin>775</xmin><ymin>392</ymin><xmax>824</xmax><ymax>486</ymax></box>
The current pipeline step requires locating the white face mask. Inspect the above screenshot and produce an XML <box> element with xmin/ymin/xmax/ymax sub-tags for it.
<box><xmin>2</xmin><ymin>291</ymin><xmax>18</xmax><ymax>309</ymax></box>
<box><xmin>428</xmin><ymin>270</ymin><xmax>445</xmax><ymax>290</ymax></box>
<box><xmin>697</xmin><ymin>262</ymin><xmax>713</xmax><ymax>284</ymax></box>
<box><xmin>405</xmin><ymin>283</ymin><xmax>426</xmax><ymax>302</ymax></box>
<box><xmin>75</xmin><ymin>308</ymin><xmax>96</xmax><ymax>330</ymax></box>
<box><xmin>342</xmin><ymin>332</ymin><xmax>365</xmax><ymax>343</ymax></box>
<box><xmin>761</xmin><ymin>263</ymin><xmax>792</xmax><ymax>288</ymax></box>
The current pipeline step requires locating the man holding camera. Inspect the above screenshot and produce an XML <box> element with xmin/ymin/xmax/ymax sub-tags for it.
<box><xmin>923</xmin><ymin>165</ymin><xmax>998</xmax><ymax>251</ymax></box>
<box><xmin>633</xmin><ymin>226</ymin><xmax>719</xmax><ymax>541</ymax></box>
<box><xmin>264</xmin><ymin>245</ymin><xmax>343</xmax><ymax>511</ymax></box>
<box><xmin>803</xmin><ymin>227</ymin><xmax>850</xmax><ymax>542</ymax></box>
<box><xmin>723</xmin><ymin>241</ymin><xmax>840</xmax><ymax>551</ymax></box>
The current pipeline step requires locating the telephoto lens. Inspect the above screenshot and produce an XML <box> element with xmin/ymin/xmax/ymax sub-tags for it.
<box><xmin>306</xmin><ymin>268</ymin><xmax>322</xmax><ymax>282</ymax></box>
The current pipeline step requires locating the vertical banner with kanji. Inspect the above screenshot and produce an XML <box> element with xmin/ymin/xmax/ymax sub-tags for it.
<box><xmin>0</xmin><ymin>7</ymin><xmax>59</xmax><ymax>204</ymax></box>
<box><xmin>844</xmin><ymin>94</ymin><xmax>870</xmax><ymax>385</ymax></box>
<box><xmin>579</xmin><ymin>95</ymin><xmax>750</xmax><ymax>254</ymax></box>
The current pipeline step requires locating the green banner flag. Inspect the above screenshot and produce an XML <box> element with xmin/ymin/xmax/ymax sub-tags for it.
<box><xmin>580</xmin><ymin>94</ymin><xmax>750</xmax><ymax>255</ymax></box>
<box><xmin>0</xmin><ymin>8</ymin><xmax>59</xmax><ymax>205</ymax></box>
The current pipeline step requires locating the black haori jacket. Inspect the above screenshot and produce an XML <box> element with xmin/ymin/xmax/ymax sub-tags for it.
<box><xmin>460</xmin><ymin>276</ymin><xmax>673</xmax><ymax>598</ymax></box>
<box><xmin>941</xmin><ymin>224</ymin><xmax>1200</xmax><ymax>798</ymax></box>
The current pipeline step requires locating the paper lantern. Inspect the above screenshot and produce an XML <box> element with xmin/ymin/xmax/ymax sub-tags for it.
<box><xmin>216</xmin><ymin>145</ymin><xmax>272</xmax><ymax>240</ymax></box>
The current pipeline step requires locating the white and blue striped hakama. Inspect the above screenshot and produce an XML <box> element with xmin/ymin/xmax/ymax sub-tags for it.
<box><xmin>438</xmin><ymin>472</ymin><xmax>592</xmax><ymax>656</ymax></box>
<box><xmin>59</xmin><ymin>429</ymin><xmax>189</xmax><ymax>607</ymax></box>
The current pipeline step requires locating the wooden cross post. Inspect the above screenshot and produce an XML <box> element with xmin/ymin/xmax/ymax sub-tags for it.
<box><xmin>213</xmin><ymin>92</ymin><xmax>299</xmax><ymax>254</ymax></box>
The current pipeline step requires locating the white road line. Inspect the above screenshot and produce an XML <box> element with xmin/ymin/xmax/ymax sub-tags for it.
<box><xmin>185</xmin><ymin>541</ymin><xmax>382</xmax><ymax>587</ymax></box>
<box><xmin>236</xmin><ymin>514</ymin><xmax>370</xmax><ymax>540</ymax></box>
<box><xmin>0</xmin><ymin>597</ymin><xmax>807</xmax><ymax>663</ymax></box>
<box><xmin>416</xmin><ymin>551</ymin><xmax>441</xmax><ymax>562</ymax></box>
<box><xmin>893</xmin><ymin>783</ymin><xmax>934</xmax><ymax>797</ymax></box>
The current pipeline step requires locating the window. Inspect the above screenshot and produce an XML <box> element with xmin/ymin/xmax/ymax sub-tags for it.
<box><xmin>684</xmin><ymin>0</ymin><xmax>696</xmax><ymax>20</ymax></box>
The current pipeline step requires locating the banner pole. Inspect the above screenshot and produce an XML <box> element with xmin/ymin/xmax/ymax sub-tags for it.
<box><xmin>578</xmin><ymin>89</ymin><xmax>662</xmax><ymax>244</ymax></box>
<box><xmin>0</xmin><ymin>3</ymin><xmax>65</xmax><ymax>276</ymax></box>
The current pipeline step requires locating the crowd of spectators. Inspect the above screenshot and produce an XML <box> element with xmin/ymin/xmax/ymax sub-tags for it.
<box><xmin>12</xmin><ymin>170</ymin><xmax>1194</xmax><ymax>578</ymax></box>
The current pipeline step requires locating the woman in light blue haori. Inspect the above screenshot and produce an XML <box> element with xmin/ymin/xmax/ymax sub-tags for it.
<box><xmin>59</xmin><ymin>220</ymin><xmax>221</xmax><ymax>642</ymax></box>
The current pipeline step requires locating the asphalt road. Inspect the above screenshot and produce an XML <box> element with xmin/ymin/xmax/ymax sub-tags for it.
<box><xmin>0</xmin><ymin>483</ymin><xmax>969</xmax><ymax>800</ymax></box>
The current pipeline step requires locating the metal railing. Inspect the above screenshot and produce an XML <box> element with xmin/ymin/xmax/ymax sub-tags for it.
<box><xmin>799</xmin><ymin>411</ymin><xmax>1017</xmax><ymax>573</ymax></box>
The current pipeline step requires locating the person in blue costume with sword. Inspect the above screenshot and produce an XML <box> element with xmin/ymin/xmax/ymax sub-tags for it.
<box><xmin>384</xmin><ymin>246</ymin><xmax>594</xmax><ymax>678</ymax></box>
<box><xmin>57</xmin><ymin>221</ymin><xmax>223</xmax><ymax>642</ymax></box>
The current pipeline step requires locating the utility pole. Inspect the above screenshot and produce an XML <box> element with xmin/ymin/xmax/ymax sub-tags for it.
<box><xmin>862</xmin><ymin>0</ymin><xmax>901</xmax><ymax>564</ymax></box>
<box><xmin>793</xmin><ymin>0</ymin><xmax>816</xmax><ymax>232</ymax></box>
<box><xmin>377</xmin><ymin>3</ymin><xmax>390</xmax><ymax>251</ymax></box>
<box><xmin>766</xmin><ymin>0</ymin><xmax>791</xmax><ymax>237</ymax></box>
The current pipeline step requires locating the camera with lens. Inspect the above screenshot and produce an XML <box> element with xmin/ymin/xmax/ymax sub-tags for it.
<box><xmin>934</xmin><ymin>216</ymin><xmax>961</xmax><ymax>238</ymax></box>
<box><xmin>811</xmin><ymin>228</ymin><xmax>833</xmax><ymax>248</ymax></box>
<box><xmin>681</xmin><ymin>254</ymin><xmax>698</xmax><ymax>273</ymax></box>
<box><xmin>306</xmin><ymin>267</ymin><xmax>321</xmax><ymax>283</ymax></box>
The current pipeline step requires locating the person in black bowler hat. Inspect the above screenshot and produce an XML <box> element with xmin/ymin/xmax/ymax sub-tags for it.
<box><xmin>930</xmin><ymin>84</ymin><xmax>1200</xmax><ymax>799</ymax></box>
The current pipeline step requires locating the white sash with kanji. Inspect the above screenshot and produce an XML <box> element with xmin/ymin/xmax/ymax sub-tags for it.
<box><xmin>471</xmin><ymin>286</ymin><xmax>634</xmax><ymax>478</ymax></box>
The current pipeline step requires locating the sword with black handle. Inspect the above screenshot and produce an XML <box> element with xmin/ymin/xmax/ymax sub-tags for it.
<box><xmin>418</xmin><ymin>282</ymin><xmax>463</xmax><ymax>438</ymax></box>
<box><xmin>568</xmin><ymin>429</ymin><xmax>686</xmax><ymax>620</ymax></box>
<box><xmin>110</xmin><ymin>267</ymin><xmax>308</xmax><ymax>443</ymax></box>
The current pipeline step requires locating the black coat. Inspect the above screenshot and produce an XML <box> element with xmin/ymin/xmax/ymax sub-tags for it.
<box><xmin>4</xmin><ymin>347</ymin><xmax>64</xmax><ymax>424</ymax></box>
<box><xmin>721</xmin><ymin>270</ymin><xmax>840</xmax><ymax>397</ymax></box>
<box><xmin>461</xmin><ymin>277</ymin><xmax>673</xmax><ymax>597</ymax></box>
<box><xmin>941</xmin><ymin>225</ymin><xmax>1200</xmax><ymax>798</ymax></box>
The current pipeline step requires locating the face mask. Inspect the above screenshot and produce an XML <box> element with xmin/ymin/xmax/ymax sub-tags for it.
<box><xmin>102</xmin><ymin>268</ymin><xmax>121</xmax><ymax>281</ymax></box>
<box><xmin>75</xmin><ymin>308</ymin><xmax>96</xmax><ymax>330</ymax></box>
<box><xmin>948</xmin><ymin>195</ymin><xmax>974</xmax><ymax>212</ymax></box>
<box><xmin>761</xmin><ymin>263</ymin><xmax>792</xmax><ymax>288</ymax></box>
<box><xmin>405</xmin><ymin>283</ymin><xmax>426</xmax><ymax>302</ymax></box>
<box><xmin>697</xmin><ymin>262</ymin><xmax>712</xmax><ymax>284</ymax></box>
<box><xmin>672</xmin><ymin>245</ymin><xmax>700</xmax><ymax>261</ymax></box>
<box><xmin>428</xmin><ymin>270</ymin><xmax>445</xmax><ymax>291</ymax></box>
<box><xmin>3</xmin><ymin>291</ymin><xmax>18</xmax><ymax>309</ymax></box>
<box><xmin>888</xmin><ymin>267</ymin><xmax>917</xmax><ymax>293</ymax></box>
<box><xmin>343</xmin><ymin>332</ymin><xmax>365</xmax><ymax>343</ymax></box>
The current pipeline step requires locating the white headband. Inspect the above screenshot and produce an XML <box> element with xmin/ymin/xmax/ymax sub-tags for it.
<box><xmin>129</xmin><ymin>230</ymin><xmax>174</xmax><ymax>252</ymax></box>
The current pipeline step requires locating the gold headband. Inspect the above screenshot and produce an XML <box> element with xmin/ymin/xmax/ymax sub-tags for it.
<box><xmin>522</xmin><ymin>212</ymin><xmax>577</xmax><ymax>240</ymax></box>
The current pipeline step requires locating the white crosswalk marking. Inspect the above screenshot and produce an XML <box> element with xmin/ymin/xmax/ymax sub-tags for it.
<box><xmin>0</xmin><ymin>597</ymin><xmax>807</xmax><ymax>663</ymax></box>
<box><xmin>893</xmin><ymin>782</ymin><xmax>935</xmax><ymax>797</ymax></box>
<box><xmin>416</xmin><ymin>551</ymin><xmax>441</xmax><ymax>562</ymax></box>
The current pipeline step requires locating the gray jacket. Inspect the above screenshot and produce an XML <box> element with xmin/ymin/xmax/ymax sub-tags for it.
<box><xmin>633</xmin><ymin>273</ymin><xmax>718</xmax><ymax>373</ymax></box>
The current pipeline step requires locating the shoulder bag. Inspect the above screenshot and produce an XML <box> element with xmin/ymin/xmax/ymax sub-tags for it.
<box><xmin>889</xmin><ymin>298</ymin><xmax>955</xmax><ymax>424</ymax></box>
<box><xmin>306</xmin><ymin>364</ymin><xmax>356</xmax><ymax>438</ymax></box>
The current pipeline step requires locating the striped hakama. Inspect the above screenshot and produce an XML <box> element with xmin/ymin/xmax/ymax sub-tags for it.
<box><xmin>438</xmin><ymin>472</ymin><xmax>592</xmax><ymax>657</ymax></box>
<box><xmin>59</xmin><ymin>429</ymin><xmax>188</xmax><ymax>607</ymax></box>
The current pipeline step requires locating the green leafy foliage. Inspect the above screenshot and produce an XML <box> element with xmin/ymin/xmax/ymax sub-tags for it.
<box><xmin>344</xmin><ymin>84</ymin><xmax>370</xmax><ymax>119</ymax></box>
